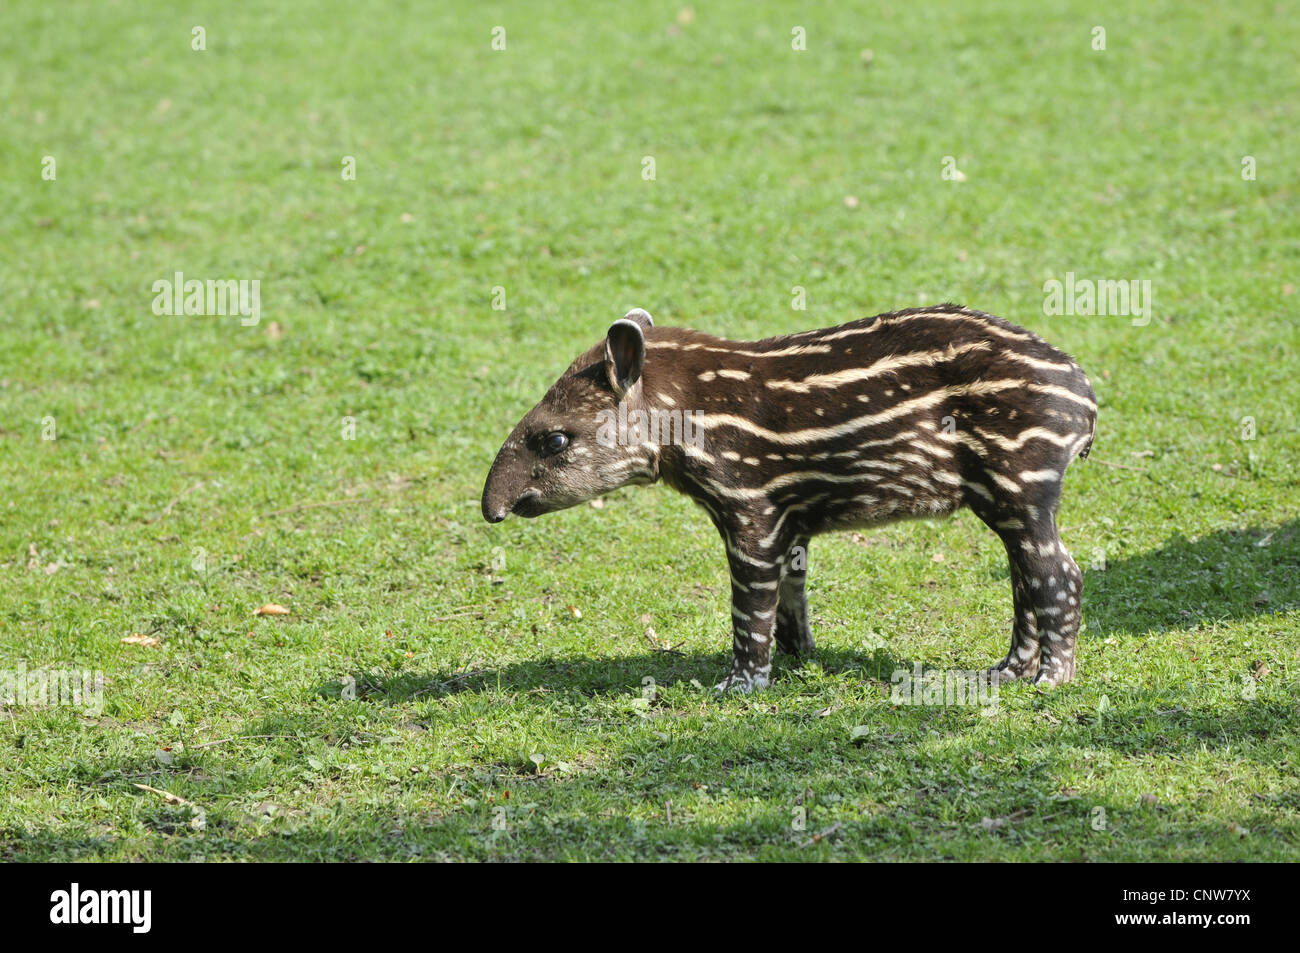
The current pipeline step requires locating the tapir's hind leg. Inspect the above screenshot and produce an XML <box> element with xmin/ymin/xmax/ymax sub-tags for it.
<box><xmin>1024</xmin><ymin>527</ymin><xmax>1082</xmax><ymax>687</ymax></box>
<box><xmin>973</xmin><ymin>504</ymin><xmax>1082</xmax><ymax>686</ymax></box>
<box><xmin>997</xmin><ymin>515</ymin><xmax>1082</xmax><ymax>687</ymax></box>
<box><xmin>989</xmin><ymin>540</ymin><xmax>1041</xmax><ymax>681</ymax></box>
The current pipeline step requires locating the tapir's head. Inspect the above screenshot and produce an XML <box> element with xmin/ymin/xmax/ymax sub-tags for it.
<box><xmin>481</xmin><ymin>309</ymin><xmax>658</xmax><ymax>522</ymax></box>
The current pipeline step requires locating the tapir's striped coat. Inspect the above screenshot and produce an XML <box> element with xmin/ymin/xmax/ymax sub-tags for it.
<box><xmin>482</xmin><ymin>305</ymin><xmax>1096</xmax><ymax>692</ymax></box>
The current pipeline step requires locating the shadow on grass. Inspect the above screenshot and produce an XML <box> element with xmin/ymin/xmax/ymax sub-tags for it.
<box><xmin>6</xmin><ymin>521</ymin><xmax>1298</xmax><ymax>860</ymax></box>
<box><xmin>320</xmin><ymin>644</ymin><xmax>913</xmax><ymax>705</ymax></box>
<box><xmin>9</xmin><ymin>672</ymin><xmax>1297</xmax><ymax>861</ymax></box>
<box><xmin>1085</xmin><ymin>520</ymin><xmax>1299</xmax><ymax>638</ymax></box>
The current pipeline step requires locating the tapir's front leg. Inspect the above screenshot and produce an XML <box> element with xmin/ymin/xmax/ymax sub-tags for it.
<box><xmin>716</xmin><ymin>547</ymin><xmax>782</xmax><ymax>693</ymax></box>
<box><xmin>774</xmin><ymin>535</ymin><xmax>814</xmax><ymax>656</ymax></box>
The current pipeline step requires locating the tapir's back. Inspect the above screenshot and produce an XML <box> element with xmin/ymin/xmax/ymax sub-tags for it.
<box><xmin>647</xmin><ymin>304</ymin><xmax>1096</xmax><ymax>530</ymax></box>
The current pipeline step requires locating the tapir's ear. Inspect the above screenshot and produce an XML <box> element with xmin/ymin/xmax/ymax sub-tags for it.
<box><xmin>604</xmin><ymin>318</ymin><xmax>646</xmax><ymax>399</ymax></box>
<box><xmin>621</xmin><ymin>308</ymin><xmax>653</xmax><ymax>330</ymax></box>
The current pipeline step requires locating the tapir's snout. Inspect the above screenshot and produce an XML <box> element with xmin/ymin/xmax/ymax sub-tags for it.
<box><xmin>481</xmin><ymin>464</ymin><xmax>514</xmax><ymax>523</ymax></box>
<box><xmin>481</xmin><ymin>434</ymin><xmax>537</xmax><ymax>523</ymax></box>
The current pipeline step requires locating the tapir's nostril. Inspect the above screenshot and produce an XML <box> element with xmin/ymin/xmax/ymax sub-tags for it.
<box><xmin>485</xmin><ymin>508</ymin><xmax>506</xmax><ymax>524</ymax></box>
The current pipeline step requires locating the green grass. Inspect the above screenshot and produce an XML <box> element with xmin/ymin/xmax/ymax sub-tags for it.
<box><xmin>1</xmin><ymin>0</ymin><xmax>1297</xmax><ymax>861</ymax></box>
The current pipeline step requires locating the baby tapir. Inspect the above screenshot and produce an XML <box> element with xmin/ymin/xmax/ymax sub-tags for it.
<box><xmin>482</xmin><ymin>305</ymin><xmax>1096</xmax><ymax>693</ymax></box>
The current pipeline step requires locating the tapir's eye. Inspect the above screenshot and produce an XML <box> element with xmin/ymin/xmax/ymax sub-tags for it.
<box><xmin>543</xmin><ymin>432</ymin><xmax>569</xmax><ymax>456</ymax></box>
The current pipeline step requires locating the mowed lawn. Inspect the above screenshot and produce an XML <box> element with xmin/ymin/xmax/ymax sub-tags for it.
<box><xmin>1</xmin><ymin>0</ymin><xmax>1297</xmax><ymax>861</ymax></box>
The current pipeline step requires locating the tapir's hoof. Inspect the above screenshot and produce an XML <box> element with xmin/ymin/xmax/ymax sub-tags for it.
<box><xmin>987</xmin><ymin>654</ymin><xmax>1039</xmax><ymax>683</ymax></box>
<box><xmin>714</xmin><ymin>668</ymin><xmax>770</xmax><ymax>694</ymax></box>
<box><xmin>1032</xmin><ymin>658</ymin><xmax>1076</xmax><ymax>689</ymax></box>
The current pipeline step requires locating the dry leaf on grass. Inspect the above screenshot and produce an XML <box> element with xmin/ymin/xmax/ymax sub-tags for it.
<box><xmin>134</xmin><ymin>783</ymin><xmax>195</xmax><ymax>807</ymax></box>
<box><xmin>121</xmin><ymin>633</ymin><xmax>161</xmax><ymax>647</ymax></box>
<box><xmin>255</xmin><ymin>603</ymin><xmax>290</xmax><ymax>616</ymax></box>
